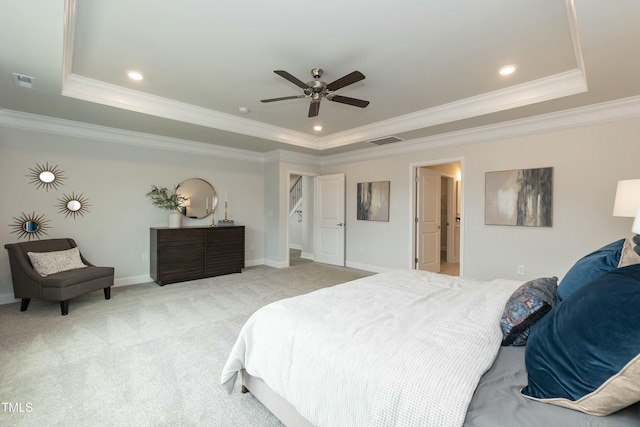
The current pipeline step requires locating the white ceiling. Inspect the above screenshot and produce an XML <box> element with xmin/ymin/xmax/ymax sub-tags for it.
<box><xmin>1</xmin><ymin>0</ymin><xmax>639</xmax><ymax>155</ymax></box>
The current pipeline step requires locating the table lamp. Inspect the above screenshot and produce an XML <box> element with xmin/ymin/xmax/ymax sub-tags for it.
<box><xmin>613</xmin><ymin>179</ymin><xmax>640</xmax><ymax>254</ymax></box>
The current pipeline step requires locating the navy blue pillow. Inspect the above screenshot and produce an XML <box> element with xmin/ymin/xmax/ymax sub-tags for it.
<box><xmin>522</xmin><ymin>264</ymin><xmax>640</xmax><ymax>416</ymax></box>
<box><xmin>556</xmin><ymin>239</ymin><xmax>624</xmax><ymax>302</ymax></box>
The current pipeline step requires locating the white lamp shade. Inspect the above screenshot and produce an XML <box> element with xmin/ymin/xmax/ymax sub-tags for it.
<box><xmin>613</xmin><ymin>179</ymin><xmax>640</xmax><ymax>217</ymax></box>
<box><xmin>633</xmin><ymin>205</ymin><xmax>640</xmax><ymax>234</ymax></box>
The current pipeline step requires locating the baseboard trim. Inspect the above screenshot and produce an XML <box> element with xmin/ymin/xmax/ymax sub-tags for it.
<box><xmin>0</xmin><ymin>293</ymin><xmax>18</xmax><ymax>306</ymax></box>
<box><xmin>345</xmin><ymin>260</ymin><xmax>388</xmax><ymax>273</ymax></box>
<box><xmin>0</xmin><ymin>259</ymin><xmax>270</xmax><ymax>305</ymax></box>
<box><xmin>264</xmin><ymin>259</ymin><xmax>289</xmax><ymax>269</ymax></box>
<box><xmin>245</xmin><ymin>258</ymin><xmax>264</xmax><ymax>268</ymax></box>
<box><xmin>300</xmin><ymin>252</ymin><xmax>314</xmax><ymax>261</ymax></box>
<box><xmin>114</xmin><ymin>275</ymin><xmax>153</xmax><ymax>287</ymax></box>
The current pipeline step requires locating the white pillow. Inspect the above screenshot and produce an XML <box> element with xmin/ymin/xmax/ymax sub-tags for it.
<box><xmin>27</xmin><ymin>247</ymin><xmax>87</xmax><ymax>277</ymax></box>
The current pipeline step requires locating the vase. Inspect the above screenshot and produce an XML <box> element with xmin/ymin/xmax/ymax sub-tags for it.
<box><xmin>168</xmin><ymin>211</ymin><xmax>182</xmax><ymax>228</ymax></box>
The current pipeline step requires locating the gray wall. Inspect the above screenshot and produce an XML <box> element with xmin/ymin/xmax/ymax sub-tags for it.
<box><xmin>2</xmin><ymin>112</ymin><xmax>640</xmax><ymax>303</ymax></box>
<box><xmin>0</xmin><ymin>126</ymin><xmax>266</xmax><ymax>301</ymax></box>
<box><xmin>321</xmin><ymin>116</ymin><xmax>640</xmax><ymax>280</ymax></box>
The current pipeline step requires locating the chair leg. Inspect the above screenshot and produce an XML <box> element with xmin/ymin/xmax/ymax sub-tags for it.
<box><xmin>20</xmin><ymin>298</ymin><xmax>30</xmax><ymax>312</ymax></box>
<box><xmin>104</xmin><ymin>287</ymin><xmax>111</xmax><ymax>300</ymax></box>
<box><xmin>60</xmin><ymin>300</ymin><xmax>69</xmax><ymax>316</ymax></box>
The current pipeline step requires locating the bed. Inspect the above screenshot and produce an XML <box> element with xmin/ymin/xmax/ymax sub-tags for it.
<box><xmin>221</xmin><ymin>263</ymin><xmax>640</xmax><ymax>426</ymax></box>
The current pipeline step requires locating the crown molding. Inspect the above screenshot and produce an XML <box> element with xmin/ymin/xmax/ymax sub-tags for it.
<box><xmin>321</xmin><ymin>95</ymin><xmax>640</xmax><ymax>166</ymax></box>
<box><xmin>4</xmin><ymin>95</ymin><xmax>640</xmax><ymax>168</ymax></box>
<box><xmin>565</xmin><ymin>0</ymin><xmax>586</xmax><ymax>76</ymax></box>
<box><xmin>61</xmin><ymin>73</ymin><xmax>318</xmax><ymax>149</ymax></box>
<box><xmin>62</xmin><ymin>0</ymin><xmax>76</xmax><ymax>82</ymax></box>
<box><xmin>58</xmin><ymin>0</ymin><xmax>590</xmax><ymax>153</ymax></box>
<box><xmin>0</xmin><ymin>109</ymin><xmax>265</xmax><ymax>163</ymax></box>
<box><xmin>263</xmin><ymin>149</ymin><xmax>322</xmax><ymax>167</ymax></box>
<box><xmin>318</xmin><ymin>68</ymin><xmax>587</xmax><ymax>150</ymax></box>
<box><xmin>60</xmin><ymin>68</ymin><xmax>587</xmax><ymax>153</ymax></box>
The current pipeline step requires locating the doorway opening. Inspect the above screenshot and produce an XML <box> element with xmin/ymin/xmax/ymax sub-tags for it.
<box><xmin>287</xmin><ymin>172</ymin><xmax>316</xmax><ymax>267</ymax></box>
<box><xmin>412</xmin><ymin>160</ymin><xmax>462</xmax><ymax>276</ymax></box>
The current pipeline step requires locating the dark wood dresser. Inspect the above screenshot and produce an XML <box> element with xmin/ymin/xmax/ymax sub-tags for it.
<box><xmin>150</xmin><ymin>226</ymin><xmax>245</xmax><ymax>285</ymax></box>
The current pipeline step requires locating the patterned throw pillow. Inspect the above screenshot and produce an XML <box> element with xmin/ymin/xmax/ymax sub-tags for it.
<box><xmin>27</xmin><ymin>247</ymin><xmax>87</xmax><ymax>277</ymax></box>
<box><xmin>500</xmin><ymin>277</ymin><xmax>558</xmax><ymax>346</ymax></box>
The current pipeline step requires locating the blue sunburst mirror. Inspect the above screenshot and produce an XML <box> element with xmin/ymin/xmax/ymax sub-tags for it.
<box><xmin>27</xmin><ymin>162</ymin><xmax>65</xmax><ymax>191</ymax></box>
<box><xmin>10</xmin><ymin>212</ymin><xmax>50</xmax><ymax>240</ymax></box>
<box><xmin>57</xmin><ymin>193</ymin><xmax>90</xmax><ymax>219</ymax></box>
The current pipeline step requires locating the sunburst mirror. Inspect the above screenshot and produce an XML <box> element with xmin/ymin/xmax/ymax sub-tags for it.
<box><xmin>27</xmin><ymin>162</ymin><xmax>65</xmax><ymax>191</ymax></box>
<box><xmin>57</xmin><ymin>192</ymin><xmax>91</xmax><ymax>219</ymax></box>
<box><xmin>10</xmin><ymin>212</ymin><xmax>50</xmax><ymax>240</ymax></box>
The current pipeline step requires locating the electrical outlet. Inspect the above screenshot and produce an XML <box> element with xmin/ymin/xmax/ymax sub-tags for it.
<box><xmin>517</xmin><ymin>265</ymin><xmax>525</xmax><ymax>275</ymax></box>
<box><xmin>141</xmin><ymin>252</ymin><xmax>149</xmax><ymax>262</ymax></box>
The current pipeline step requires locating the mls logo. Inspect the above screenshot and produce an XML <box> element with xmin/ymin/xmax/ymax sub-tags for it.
<box><xmin>2</xmin><ymin>402</ymin><xmax>33</xmax><ymax>413</ymax></box>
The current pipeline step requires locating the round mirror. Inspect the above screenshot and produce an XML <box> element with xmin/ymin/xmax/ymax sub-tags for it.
<box><xmin>40</xmin><ymin>171</ymin><xmax>56</xmax><ymax>183</ymax></box>
<box><xmin>28</xmin><ymin>162</ymin><xmax>65</xmax><ymax>191</ymax></box>
<box><xmin>178</xmin><ymin>178</ymin><xmax>217</xmax><ymax>219</ymax></box>
<box><xmin>58</xmin><ymin>193</ymin><xmax>90</xmax><ymax>219</ymax></box>
<box><xmin>23</xmin><ymin>221</ymin><xmax>39</xmax><ymax>232</ymax></box>
<box><xmin>11</xmin><ymin>212</ymin><xmax>50</xmax><ymax>240</ymax></box>
<box><xmin>67</xmin><ymin>200</ymin><xmax>82</xmax><ymax>211</ymax></box>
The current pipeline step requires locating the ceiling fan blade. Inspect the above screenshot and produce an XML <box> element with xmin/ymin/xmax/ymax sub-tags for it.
<box><xmin>326</xmin><ymin>71</ymin><xmax>365</xmax><ymax>91</ymax></box>
<box><xmin>329</xmin><ymin>95</ymin><xmax>370</xmax><ymax>108</ymax></box>
<box><xmin>274</xmin><ymin>70</ymin><xmax>309</xmax><ymax>89</ymax></box>
<box><xmin>308</xmin><ymin>100</ymin><xmax>321</xmax><ymax>117</ymax></box>
<box><xmin>261</xmin><ymin>95</ymin><xmax>306</xmax><ymax>103</ymax></box>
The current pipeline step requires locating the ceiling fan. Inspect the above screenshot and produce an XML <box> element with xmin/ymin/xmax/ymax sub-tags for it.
<box><xmin>261</xmin><ymin>68</ymin><xmax>370</xmax><ymax>117</ymax></box>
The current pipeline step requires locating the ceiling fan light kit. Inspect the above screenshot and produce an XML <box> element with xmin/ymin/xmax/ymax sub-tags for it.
<box><xmin>261</xmin><ymin>68</ymin><xmax>370</xmax><ymax>117</ymax></box>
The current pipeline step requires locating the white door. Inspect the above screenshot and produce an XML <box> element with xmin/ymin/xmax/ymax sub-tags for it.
<box><xmin>314</xmin><ymin>173</ymin><xmax>346</xmax><ymax>266</ymax></box>
<box><xmin>417</xmin><ymin>168</ymin><xmax>441</xmax><ymax>272</ymax></box>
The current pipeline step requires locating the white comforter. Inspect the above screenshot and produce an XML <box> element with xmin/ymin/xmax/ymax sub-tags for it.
<box><xmin>221</xmin><ymin>269</ymin><xmax>521</xmax><ymax>427</ymax></box>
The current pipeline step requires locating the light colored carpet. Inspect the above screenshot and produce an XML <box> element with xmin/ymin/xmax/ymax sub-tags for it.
<box><xmin>0</xmin><ymin>263</ymin><xmax>372</xmax><ymax>426</ymax></box>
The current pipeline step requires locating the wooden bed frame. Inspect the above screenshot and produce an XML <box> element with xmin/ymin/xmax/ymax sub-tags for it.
<box><xmin>241</xmin><ymin>369</ymin><xmax>314</xmax><ymax>427</ymax></box>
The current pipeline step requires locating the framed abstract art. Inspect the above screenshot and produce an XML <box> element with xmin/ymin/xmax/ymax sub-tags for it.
<box><xmin>485</xmin><ymin>167</ymin><xmax>553</xmax><ymax>227</ymax></box>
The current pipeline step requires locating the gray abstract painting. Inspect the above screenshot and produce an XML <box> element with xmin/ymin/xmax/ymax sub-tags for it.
<box><xmin>357</xmin><ymin>181</ymin><xmax>390</xmax><ymax>221</ymax></box>
<box><xmin>485</xmin><ymin>167</ymin><xmax>553</xmax><ymax>227</ymax></box>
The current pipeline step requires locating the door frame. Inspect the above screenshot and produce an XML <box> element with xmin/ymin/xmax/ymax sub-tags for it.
<box><xmin>409</xmin><ymin>158</ymin><xmax>464</xmax><ymax>275</ymax></box>
<box><xmin>286</xmin><ymin>170</ymin><xmax>318</xmax><ymax>267</ymax></box>
<box><xmin>444</xmin><ymin>175</ymin><xmax>456</xmax><ymax>264</ymax></box>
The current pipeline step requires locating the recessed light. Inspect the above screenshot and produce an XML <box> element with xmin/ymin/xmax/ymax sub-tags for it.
<box><xmin>313</xmin><ymin>125</ymin><xmax>322</xmax><ymax>131</ymax></box>
<box><xmin>127</xmin><ymin>71</ymin><xmax>144</xmax><ymax>81</ymax></box>
<box><xmin>499</xmin><ymin>65</ymin><xmax>516</xmax><ymax>76</ymax></box>
<box><xmin>238</xmin><ymin>107</ymin><xmax>250</xmax><ymax>114</ymax></box>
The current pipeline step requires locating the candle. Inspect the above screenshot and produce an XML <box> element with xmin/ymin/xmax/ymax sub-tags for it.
<box><xmin>225</xmin><ymin>191</ymin><xmax>228</xmax><ymax>202</ymax></box>
<box><xmin>206</xmin><ymin>197</ymin><xmax>208</xmax><ymax>210</ymax></box>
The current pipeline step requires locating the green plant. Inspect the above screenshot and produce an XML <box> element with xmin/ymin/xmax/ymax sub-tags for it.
<box><xmin>145</xmin><ymin>183</ymin><xmax>189</xmax><ymax>211</ymax></box>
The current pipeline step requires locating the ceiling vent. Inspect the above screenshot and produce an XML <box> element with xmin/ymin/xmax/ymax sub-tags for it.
<box><xmin>367</xmin><ymin>136</ymin><xmax>403</xmax><ymax>146</ymax></box>
<box><xmin>13</xmin><ymin>73</ymin><xmax>35</xmax><ymax>89</ymax></box>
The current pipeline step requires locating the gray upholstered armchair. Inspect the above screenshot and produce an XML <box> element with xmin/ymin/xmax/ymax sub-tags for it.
<box><xmin>4</xmin><ymin>238</ymin><xmax>114</xmax><ymax>315</ymax></box>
